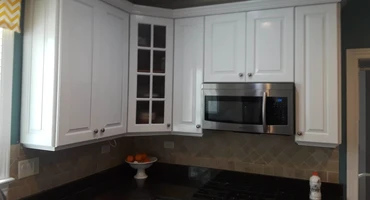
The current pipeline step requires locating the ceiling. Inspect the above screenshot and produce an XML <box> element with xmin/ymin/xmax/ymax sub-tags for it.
<box><xmin>127</xmin><ymin>0</ymin><xmax>251</xmax><ymax>9</ymax></box>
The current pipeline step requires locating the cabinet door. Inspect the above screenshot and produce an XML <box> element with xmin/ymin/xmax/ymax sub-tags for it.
<box><xmin>204</xmin><ymin>13</ymin><xmax>246</xmax><ymax>82</ymax></box>
<box><xmin>128</xmin><ymin>15</ymin><xmax>174</xmax><ymax>133</ymax></box>
<box><xmin>246</xmin><ymin>8</ymin><xmax>294</xmax><ymax>82</ymax></box>
<box><xmin>173</xmin><ymin>17</ymin><xmax>204</xmax><ymax>135</ymax></box>
<box><xmin>93</xmin><ymin>2</ymin><xmax>129</xmax><ymax>139</ymax></box>
<box><xmin>295</xmin><ymin>4</ymin><xmax>340</xmax><ymax>147</ymax></box>
<box><xmin>57</xmin><ymin>0</ymin><xmax>98</xmax><ymax>146</ymax></box>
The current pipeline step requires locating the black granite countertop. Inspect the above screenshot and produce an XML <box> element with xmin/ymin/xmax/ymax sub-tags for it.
<box><xmin>23</xmin><ymin>163</ymin><xmax>344</xmax><ymax>200</ymax></box>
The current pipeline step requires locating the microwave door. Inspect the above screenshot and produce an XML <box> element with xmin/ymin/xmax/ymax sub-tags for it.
<box><xmin>203</xmin><ymin>90</ymin><xmax>265</xmax><ymax>133</ymax></box>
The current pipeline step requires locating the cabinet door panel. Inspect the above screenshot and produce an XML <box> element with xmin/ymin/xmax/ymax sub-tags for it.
<box><xmin>246</xmin><ymin>8</ymin><xmax>294</xmax><ymax>82</ymax></box>
<box><xmin>295</xmin><ymin>4</ymin><xmax>340</xmax><ymax>147</ymax></box>
<box><xmin>173</xmin><ymin>17</ymin><xmax>204</xmax><ymax>135</ymax></box>
<box><xmin>128</xmin><ymin>15</ymin><xmax>173</xmax><ymax>133</ymax></box>
<box><xmin>205</xmin><ymin>13</ymin><xmax>246</xmax><ymax>82</ymax></box>
<box><xmin>94</xmin><ymin>3</ymin><xmax>129</xmax><ymax>138</ymax></box>
<box><xmin>57</xmin><ymin>0</ymin><xmax>97</xmax><ymax>146</ymax></box>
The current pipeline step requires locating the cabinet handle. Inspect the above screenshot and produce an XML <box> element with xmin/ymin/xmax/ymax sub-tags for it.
<box><xmin>196</xmin><ymin>124</ymin><xmax>201</xmax><ymax>129</ymax></box>
<box><xmin>93</xmin><ymin>129</ymin><xmax>99</xmax><ymax>134</ymax></box>
<box><xmin>239</xmin><ymin>73</ymin><xmax>244</xmax><ymax>77</ymax></box>
<box><xmin>248</xmin><ymin>73</ymin><xmax>253</xmax><ymax>77</ymax></box>
<box><xmin>296</xmin><ymin>131</ymin><xmax>303</xmax><ymax>136</ymax></box>
<box><xmin>100</xmin><ymin>128</ymin><xmax>105</xmax><ymax>133</ymax></box>
<box><xmin>167</xmin><ymin>124</ymin><xmax>171</xmax><ymax>128</ymax></box>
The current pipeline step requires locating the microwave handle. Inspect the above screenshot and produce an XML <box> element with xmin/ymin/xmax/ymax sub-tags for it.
<box><xmin>262</xmin><ymin>92</ymin><xmax>267</xmax><ymax>133</ymax></box>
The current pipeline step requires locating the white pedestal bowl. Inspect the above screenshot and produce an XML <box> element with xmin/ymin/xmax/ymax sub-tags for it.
<box><xmin>126</xmin><ymin>157</ymin><xmax>158</xmax><ymax>179</ymax></box>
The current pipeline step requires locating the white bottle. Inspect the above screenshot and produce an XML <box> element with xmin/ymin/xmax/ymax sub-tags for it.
<box><xmin>310</xmin><ymin>172</ymin><xmax>322</xmax><ymax>200</ymax></box>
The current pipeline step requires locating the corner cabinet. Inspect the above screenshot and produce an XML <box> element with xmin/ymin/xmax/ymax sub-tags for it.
<box><xmin>294</xmin><ymin>3</ymin><xmax>341</xmax><ymax>148</ymax></box>
<box><xmin>127</xmin><ymin>15</ymin><xmax>174</xmax><ymax>133</ymax></box>
<box><xmin>21</xmin><ymin>0</ymin><xmax>129</xmax><ymax>150</ymax></box>
<box><xmin>173</xmin><ymin>17</ymin><xmax>204</xmax><ymax>136</ymax></box>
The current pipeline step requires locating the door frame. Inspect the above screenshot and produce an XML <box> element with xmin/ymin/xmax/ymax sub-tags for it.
<box><xmin>346</xmin><ymin>48</ymin><xmax>370</xmax><ymax>200</ymax></box>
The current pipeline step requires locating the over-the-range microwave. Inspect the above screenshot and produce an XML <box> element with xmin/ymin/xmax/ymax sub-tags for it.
<box><xmin>202</xmin><ymin>83</ymin><xmax>295</xmax><ymax>135</ymax></box>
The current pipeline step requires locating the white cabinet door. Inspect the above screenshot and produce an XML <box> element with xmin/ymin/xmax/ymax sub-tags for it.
<box><xmin>246</xmin><ymin>8</ymin><xmax>294</xmax><ymax>82</ymax></box>
<box><xmin>173</xmin><ymin>17</ymin><xmax>204</xmax><ymax>135</ymax></box>
<box><xmin>205</xmin><ymin>13</ymin><xmax>246</xmax><ymax>82</ymax></box>
<box><xmin>295</xmin><ymin>4</ymin><xmax>341</xmax><ymax>147</ymax></box>
<box><xmin>94</xmin><ymin>2</ymin><xmax>129</xmax><ymax>138</ymax></box>
<box><xmin>128</xmin><ymin>15</ymin><xmax>174</xmax><ymax>133</ymax></box>
<box><xmin>57</xmin><ymin>0</ymin><xmax>98</xmax><ymax>146</ymax></box>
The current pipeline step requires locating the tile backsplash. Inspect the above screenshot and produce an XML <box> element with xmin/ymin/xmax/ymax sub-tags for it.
<box><xmin>133</xmin><ymin>131</ymin><xmax>339</xmax><ymax>183</ymax></box>
<box><xmin>7</xmin><ymin>138</ymin><xmax>134</xmax><ymax>200</ymax></box>
<box><xmin>8</xmin><ymin>132</ymin><xmax>339</xmax><ymax>200</ymax></box>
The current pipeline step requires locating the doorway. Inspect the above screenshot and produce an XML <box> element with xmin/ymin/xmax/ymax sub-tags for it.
<box><xmin>346</xmin><ymin>49</ymin><xmax>370</xmax><ymax>200</ymax></box>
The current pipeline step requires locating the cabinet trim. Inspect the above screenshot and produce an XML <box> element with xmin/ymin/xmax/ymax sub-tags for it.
<box><xmin>102</xmin><ymin>0</ymin><xmax>341</xmax><ymax>19</ymax></box>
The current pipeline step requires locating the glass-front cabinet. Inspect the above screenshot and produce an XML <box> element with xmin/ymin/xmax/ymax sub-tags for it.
<box><xmin>128</xmin><ymin>15</ymin><xmax>174</xmax><ymax>132</ymax></box>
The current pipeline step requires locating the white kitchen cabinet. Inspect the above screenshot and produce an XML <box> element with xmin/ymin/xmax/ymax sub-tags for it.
<box><xmin>173</xmin><ymin>17</ymin><xmax>204</xmax><ymax>136</ymax></box>
<box><xmin>246</xmin><ymin>8</ymin><xmax>294</xmax><ymax>82</ymax></box>
<box><xmin>294</xmin><ymin>3</ymin><xmax>341</xmax><ymax>148</ymax></box>
<box><xmin>204</xmin><ymin>13</ymin><xmax>246</xmax><ymax>82</ymax></box>
<box><xmin>128</xmin><ymin>15</ymin><xmax>174</xmax><ymax>133</ymax></box>
<box><xmin>21</xmin><ymin>0</ymin><xmax>129</xmax><ymax>150</ymax></box>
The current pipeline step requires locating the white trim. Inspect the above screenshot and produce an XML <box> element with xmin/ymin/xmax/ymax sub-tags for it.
<box><xmin>346</xmin><ymin>48</ymin><xmax>370</xmax><ymax>200</ymax></box>
<box><xmin>0</xmin><ymin>29</ymin><xmax>15</xmax><ymax>194</ymax></box>
<box><xmin>102</xmin><ymin>0</ymin><xmax>341</xmax><ymax>19</ymax></box>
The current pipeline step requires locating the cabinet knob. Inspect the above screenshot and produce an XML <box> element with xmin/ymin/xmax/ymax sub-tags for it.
<box><xmin>167</xmin><ymin>124</ymin><xmax>171</xmax><ymax>128</ymax></box>
<box><xmin>296</xmin><ymin>131</ymin><xmax>303</xmax><ymax>136</ymax></box>
<box><xmin>247</xmin><ymin>73</ymin><xmax>253</xmax><ymax>77</ymax></box>
<box><xmin>239</xmin><ymin>73</ymin><xmax>244</xmax><ymax>77</ymax></box>
<box><xmin>93</xmin><ymin>129</ymin><xmax>99</xmax><ymax>134</ymax></box>
<box><xmin>100</xmin><ymin>128</ymin><xmax>105</xmax><ymax>133</ymax></box>
<box><xmin>196</xmin><ymin>124</ymin><xmax>201</xmax><ymax>129</ymax></box>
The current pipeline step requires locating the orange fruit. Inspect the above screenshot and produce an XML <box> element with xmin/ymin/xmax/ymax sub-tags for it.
<box><xmin>141</xmin><ymin>153</ymin><xmax>148</xmax><ymax>160</ymax></box>
<box><xmin>135</xmin><ymin>154</ymin><xmax>143</xmax><ymax>162</ymax></box>
<box><xmin>126</xmin><ymin>155</ymin><xmax>134</xmax><ymax>162</ymax></box>
<box><xmin>143</xmin><ymin>158</ymin><xmax>150</xmax><ymax>162</ymax></box>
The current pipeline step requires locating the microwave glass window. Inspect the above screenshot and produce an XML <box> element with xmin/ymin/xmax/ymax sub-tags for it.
<box><xmin>205</xmin><ymin>96</ymin><xmax>263</xmax><ymax>124</ymax></box>
<box><xmin>266</xmin><ymin>97</ymin><xmax>288</xmax><ymax>125</ymax></box>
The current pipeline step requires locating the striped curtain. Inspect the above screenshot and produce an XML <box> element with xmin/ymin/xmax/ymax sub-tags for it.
<box><xmin>0</xmin><ymin>0</ymin><xmax>21</xmax><ymax>32</ymax></box>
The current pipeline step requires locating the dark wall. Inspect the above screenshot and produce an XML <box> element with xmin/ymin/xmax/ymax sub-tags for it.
<box><xmin>340</xmin><ymin>0</ymin><xmax>370</xmax><ymax>190</ymax></box>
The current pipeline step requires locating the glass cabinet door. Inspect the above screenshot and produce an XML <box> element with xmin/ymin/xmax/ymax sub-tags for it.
<box><xmin>128</xmin><ymin>15</ymin><xmax>173</xmax><ymax>132</ymax></box>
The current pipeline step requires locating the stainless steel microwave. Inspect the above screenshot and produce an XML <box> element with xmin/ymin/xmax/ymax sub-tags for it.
<box><xmin>202</xmin><ymin>83</ymin><xmax>295</xmax><ymax>135</ymax></box>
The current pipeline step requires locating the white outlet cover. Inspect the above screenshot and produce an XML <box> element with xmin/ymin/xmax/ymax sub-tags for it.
<box><xmin>101</xmin><ymin>145</ymin><xmax>111</xmax><ymax>154</ymax></box>
<box><xmin>164</xmin><ymin>141</ymin><xmax>174</xmax><ymax>149</ymax></box>
<box><xmin>18</xmin><ymin>157</ymin><xmax>39</xmax><ymax>179</ymax></box>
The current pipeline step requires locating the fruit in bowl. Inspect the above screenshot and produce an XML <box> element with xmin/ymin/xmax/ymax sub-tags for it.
<box><xmin>125</xmin><ymin>153</ymin><xmax>157</xmax><ymax>179</ymax></box>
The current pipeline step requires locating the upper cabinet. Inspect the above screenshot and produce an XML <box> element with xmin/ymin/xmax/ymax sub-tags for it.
<box><xmin>204</xmin><ymin>8</ymin><xmax>294</xmax><ymax>83</ymax></box>
<box><xmin>128</xmin><ymin>15</ymin><xmax>174</xmax><ymax>133</ymax></box>
<box><xmin>21</xmin><ymin>0</ymin><xmax>129</xmax><ymax>150</ymax></box>
<box><xmin>204</xmin><ymin>13</ymin><xmax>246</xmax><ymax>82</ymax></box>
<box><xmin>173</xmin><ymin>17</ymin><xmax>204</xmax><ymax>135</ymax></box>
<box><xmin>246</xmin><ymin>8</ymin><xmax>294</xmax><ymax>82</ymax></box>
<box><xmin>294</xmin><ymin>3</ymin><xmax>341</xmax><ymax>147</ymax></box>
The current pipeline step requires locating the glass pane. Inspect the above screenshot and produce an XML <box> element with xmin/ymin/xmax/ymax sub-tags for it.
<box><xmin>152</xmin><ymin>76</ymin><xmax>165</xmax><ymax>98</ymax></box>
<box><xmin>153</xmin><ymin>51</ymin><xmax>165</xmax><ymax>73</ymax></box>
<box><xmin>204</xmin><ymin>96</ymin><xmax>262</xmax><ymax>124</ymax></box>
<box><xmin>154</xmin><ymin>25</ymin><xmax>166</xmax><ymax>48</ymax></box>
<box><xmin>138</xmin><ymin>24</ymin><xmax>151</xmax><ymax>47</ymax></box>
<box><xmin>359</xmin><ymin>58</ymin><xmax>370</xmax><ymax>68</ymax></box>
<box><xmin>138</xmin><ymin>49</ymin><xmax>150</xmax><ymax>72</ymax></box>
<box><xmin>137</xmin><ymin>75</ymin><xmax>150</xmax><ymax>98</ymax></box>
<box><xmin>266</xmin><ymin>97</ymin><xmax>288</xmax><ymax>125</ymax></box>
<box><xmin>136</xmin><ymin>101</ymin><xmax>150</xmax><ymax>124</ymax></box>
<box><xmin>152</xmin><ymin>101</ymin><xmax>164</xmax><ymax>124</ymax></box>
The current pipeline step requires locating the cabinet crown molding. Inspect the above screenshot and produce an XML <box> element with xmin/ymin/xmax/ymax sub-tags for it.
<box><xmin>102</xmin><ymin>0</ymin><xmax>341</xmax><ymax>18</ymax></box>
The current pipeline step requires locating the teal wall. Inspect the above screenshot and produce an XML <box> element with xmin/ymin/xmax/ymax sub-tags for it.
<box><xmin>340</xmin><ymin>0</ymin><xmax>370</xmax><ymax>194</ymax></box>
<box><xmin>10</xmin><ymin>0</ymin><xmax>24</xmax><ymax>144</ymax></box>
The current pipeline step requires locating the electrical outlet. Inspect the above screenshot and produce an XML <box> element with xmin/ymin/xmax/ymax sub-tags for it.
<box><xmin>18</xmin><ymin>158</ymin><xmax>39</xmax><ymax>179</ymax></box>
<box><xmin>164</xmin><ymin>141</ymin><xmax>174</xmax><ymax>149</ymax></box>
<box><xmin>101</xmin><ymin>145</ymin><xmax>110</xmax><ymax>154</ymax></box>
